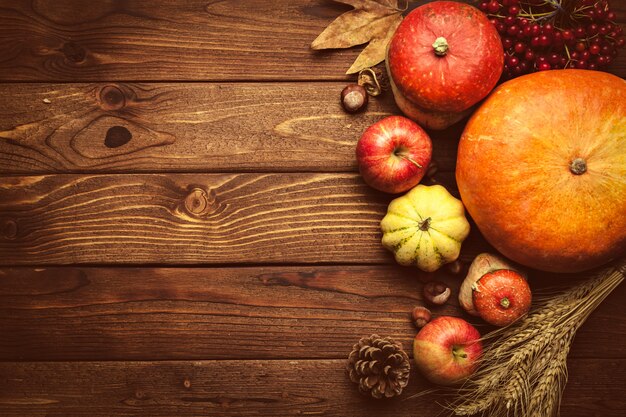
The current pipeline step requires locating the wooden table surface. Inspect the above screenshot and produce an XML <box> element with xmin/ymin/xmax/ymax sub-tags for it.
<box><xmin>0</xmin><ymin>1</ymin><xmax>625</xmax><ymax>416</ymax></box>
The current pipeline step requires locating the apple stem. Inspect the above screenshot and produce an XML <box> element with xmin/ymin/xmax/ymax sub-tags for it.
<box><xmin>397</xmin><ymin>153</ymin><xmax>423</xmax><ymax>169</ymax></box>
<box><xmin>500</xmin><ymin>297</ymin><xmax>511</xmax><ymax>309</ymax></box>
<box><xmin>432</xmin><ymin>37</ymin><xmax>449</xmax><ymax>56</ymax></box>
<box><xmin>452</xmin><ymin>346</ymin><xmax>467</xmax><ymax>359</ymax></box>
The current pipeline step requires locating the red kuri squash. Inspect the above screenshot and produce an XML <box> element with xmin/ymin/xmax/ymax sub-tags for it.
<box><xmin>387</xmin><ymin>1</ymin><xmax>503</xmax><ymax>129</ymax></box>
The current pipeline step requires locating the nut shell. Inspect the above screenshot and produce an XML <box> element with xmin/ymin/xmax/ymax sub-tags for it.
<box><xmin>411</xmin><ymin>306</ymin><xmax>432</xmax><ymax>328</ymax></box>
<box><xmin>341</xmin><ymin>84</ymin><xmax>368</xmax><ymax>113</ymax></box>
<box><xmin>423</xmin><ymin>281</ymin><xmax>451</xmax><ymax>305</ymax></box>
<box><xmin>426</xmin><ymin>161</ymin><xmax>439</xmax><ymax>179</ymax></box>
<box><xmin>446</xmin><ymin>259</ymin><xmax>463</xmax><ymax>274</ymax></box>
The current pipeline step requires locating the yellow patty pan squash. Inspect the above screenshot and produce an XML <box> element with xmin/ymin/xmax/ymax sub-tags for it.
<box><xmin>381</xmin><ymin>185</ymin><xmax>470</xmax><ymax>272</ymax></box>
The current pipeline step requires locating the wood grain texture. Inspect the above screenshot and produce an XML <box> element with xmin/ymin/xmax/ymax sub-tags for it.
<box><xmin>0</xmin><ymin>0</ymin><xmax>624</xmax><ymax>82</ymax></box>
<box><xmin>0</xmin><ymin>172</ymin><xmax>493</xmax><ymax>265</ymax></box>
<box><xmin>0</xmin><ymin>265</ymin><xmax>457</xmax><ymax>361</ymax></box>
<box><xmin>0</xmin><ymin>82</ymin><xmax>463</xmax><ymax>174</ymax></box>
<box><xmin>0</xmin><ymin>266</ymin><xmax>623</xmax><ymax>361</ymax></box>
<box><xmin>0</xmin><ymin>359</ymin><xmax>624</xmax><ymax>417</ymax></box>
<box><xmin>0</xmin><ymin>0</ymin><xmax>357</xmax><ymax>81</ymax></box>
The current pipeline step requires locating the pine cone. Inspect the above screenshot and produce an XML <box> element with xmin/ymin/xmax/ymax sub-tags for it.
<box><xmin>346</xmin><ymin>334</ymin><xmax>410</xmax><ymax>399</ymax></box>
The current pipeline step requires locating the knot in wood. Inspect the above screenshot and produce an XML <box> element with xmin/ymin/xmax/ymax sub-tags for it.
<box><xmin>61</xmin><ymin>41</ymin><xmax>87</xmax><ymax>63</ymax></box>
<box><xmin>99</xmin><ymin>85</ymin><xmax>126</xmax><ymax>110</ymax></box>
<box><xmin>184</xmin><ymin>188</ymin><xmax>214</xmax><ymax>217</ymax></box>
<box><xmin>1</xmin><ymin>219</ymin><xmax>17</xmax><ymax>240</ymax></box>
<box><xmin>105</xmin><ymin>126</ymin><xmax>132</xmax><ymax>148</ymax></box>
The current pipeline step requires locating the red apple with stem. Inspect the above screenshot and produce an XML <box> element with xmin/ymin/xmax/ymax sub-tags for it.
<box><xmin>413</xmin><ymin>316</ymin><xmax>482</xmax><ymax>386</ymax></box>
<box><xmin>356</xmin><ymin>115</ymin><xmax>432</xmax><ymax>194</ymax></box>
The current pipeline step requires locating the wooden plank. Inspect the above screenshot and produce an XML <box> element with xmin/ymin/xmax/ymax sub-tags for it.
<box><xmin>0</xmin><ymin>265</ymin><xmax>453</xmax><ymax>361</ymax></box>
<box><xmin>0</xmin><ymin>266</ymin><xmax>623</xmax><ymax>361</ymax></box>
<box><xmin>0</xmin><ymin>172</ymin><xmax>494</xmax><ymax>265</ymax></box>
<box><xmin>0</xmin><ymin>82</ymin><xmax>462</xmax><ymax>174</ymax></box>
<box><xmin>0</xmin><ymin>359</ymin><xmax>623</xmax><ymax>417</ymax></box>
<box><xmin>0</xmin><ymin>0</ymin><xmax>624</xmax><ymax>82</ymax></box>
<box><xmin>0</xmin><ymin>0</ymin><xmax>355</xmax><ymax>81</ymax></box>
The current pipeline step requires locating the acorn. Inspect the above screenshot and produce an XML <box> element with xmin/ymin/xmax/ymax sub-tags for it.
<box><xmin>341</xmin><ymin>84</ymin><xmax>368</xmax><ymax>113</ymax></box>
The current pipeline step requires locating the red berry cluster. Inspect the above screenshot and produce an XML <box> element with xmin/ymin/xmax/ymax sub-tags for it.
<box><xmin>478</xmin><ymin>0</ymin><xmax>625</xmax><ymax>79</ymax></box>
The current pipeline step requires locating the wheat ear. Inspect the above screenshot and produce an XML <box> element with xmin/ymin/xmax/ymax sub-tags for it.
<box><xmin>450</xmin><ymin>259</ymin><xmax>625</xmax><ymax>417</ymax></box>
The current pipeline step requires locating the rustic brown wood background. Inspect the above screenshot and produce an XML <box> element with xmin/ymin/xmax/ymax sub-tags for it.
<box><xmin>1</xmin><ymin>0</ymin><xmax>625</xmax><ymax>416</ymax></box>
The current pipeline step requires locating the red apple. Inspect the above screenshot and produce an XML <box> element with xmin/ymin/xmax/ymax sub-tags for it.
<box><xmin>356</xmin><ymin>115</ymin><xmax>432</xmax><ymax>194</ymax></box>
<box><xmin>413</xmin><ymin>316</ymin><xmax>482</xmax><ymax>386</ymax></box>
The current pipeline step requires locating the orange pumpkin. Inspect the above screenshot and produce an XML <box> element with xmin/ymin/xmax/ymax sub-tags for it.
<box><xmin>456</xmin><ymin>70</ymin><xmax>626</xmax><ymax>273</ymax></box>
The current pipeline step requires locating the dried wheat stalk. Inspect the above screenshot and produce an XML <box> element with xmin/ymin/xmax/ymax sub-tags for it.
<box><xmin>451</xmin><ymin>259</ymin><xmax>625</xmax><ymax>417</ymax></box>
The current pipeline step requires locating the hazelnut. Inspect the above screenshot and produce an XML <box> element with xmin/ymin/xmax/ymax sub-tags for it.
<box><xmin>411</xmin><ymin>306</ymin><xmax>432</xmax><ymax>328</ymax></box>
<box><xmin>446</xmin><ymin>260</ymin><xmax>463</xmax><ymax>274</ymax></box>
<box><xmin>340</xmin><ymin>84</ymin><xmax>368</xmax><ymax>113</ymax></box>
<box><xmin>426</xmin><ymin>161</ymin><xmax>439</xmax><ymax>178</ymax></box>
<box><xmin>423</xmin><ymin>281</ymin><xmax>451</xmax><ymax>305</ymax></box>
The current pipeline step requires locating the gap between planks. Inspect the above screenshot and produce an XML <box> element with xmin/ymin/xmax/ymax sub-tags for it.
<box><xmin>0</xmin><ymin>81</ymin><xmax>460</xmax><ymax>174</ymax></box>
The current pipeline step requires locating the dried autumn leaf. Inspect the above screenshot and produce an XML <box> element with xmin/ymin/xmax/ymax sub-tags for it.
<box><xmin>346</xmin><ymin>14</ymin><xmax>401</xmax><ymax>74</ymax></box>
<box><xmin>311</xmin><ymin>0</ymin><xmax>400</xmax><ymax>49</ymax></box>
<box><xmin>311</xmin><ymin>0</ymin><xmax>404</xmax><ymax>74</ymax></box>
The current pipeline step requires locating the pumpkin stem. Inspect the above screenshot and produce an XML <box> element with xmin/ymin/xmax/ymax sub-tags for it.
<box><xmin>432</xmin><ymin>37</ymin><xmax>449</xmax><ymax>56</ymax></box>
<box><xmin>500</xmin><ymin>297</ymin><xmax>511</xmax><ymax>309</ymax></box>
<box><xmin>419</xmin><ymin>217</ymin><xmax>432</xmax><ymax>231</ymax></box>
<box><xmin>569</xmin><ymin>158</ymin><xmax>587</xmax><ymax>175</ymax></box>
